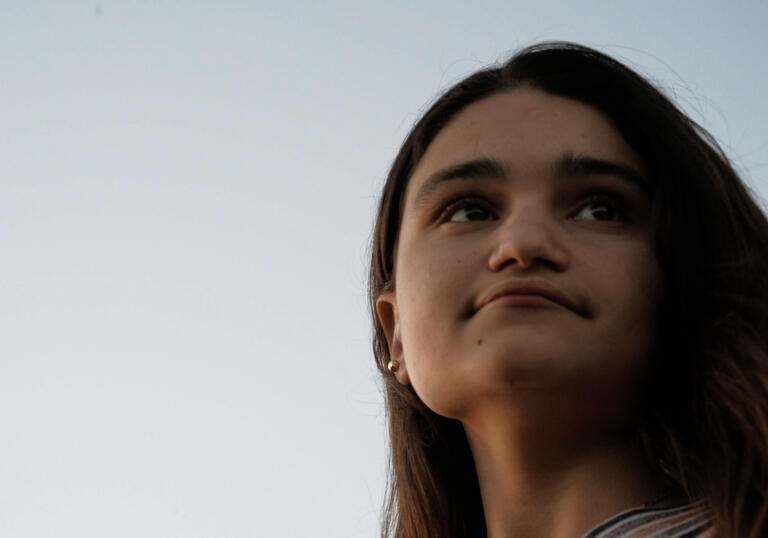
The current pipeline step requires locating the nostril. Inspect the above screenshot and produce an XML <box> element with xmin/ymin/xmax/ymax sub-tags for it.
<box><xmin>487</xmin><ymin>225</ymin><xmax>569</xmax><ymax>273</ymax></box>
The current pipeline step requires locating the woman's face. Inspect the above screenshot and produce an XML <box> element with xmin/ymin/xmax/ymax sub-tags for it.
<box><xmin>376</xmin><ymin>89</ymin><xmax>661</xmax><ymax>422</ymax></box>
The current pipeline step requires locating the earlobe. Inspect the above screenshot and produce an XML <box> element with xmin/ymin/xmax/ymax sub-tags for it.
<box><xmin>375</xmin><ymin>292</ymin><xmax>410</xmax><ymax>385</ymax></box>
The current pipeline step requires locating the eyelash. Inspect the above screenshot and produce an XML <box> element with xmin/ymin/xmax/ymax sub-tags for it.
<box><xmin>577</xmin><ymin>194</ymin><xmax>630</xmax><ymax>221</ymax></box>
<box><xmin>437</xmin><ymin>193</ymin><xmax>630</xmax><ymax>223</ymax></box>
<box><xmin>438</xmin><ymin>196</ymin><xmax>494</xmax><ymax>222</ymax></box>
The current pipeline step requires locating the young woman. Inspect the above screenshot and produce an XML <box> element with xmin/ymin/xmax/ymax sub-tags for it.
<box><xmin>368</xmin><ymin>42</ymin><xmax>768</xmax><ymax>537</ymax></box>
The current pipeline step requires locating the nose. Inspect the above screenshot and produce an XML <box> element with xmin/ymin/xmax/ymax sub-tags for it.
<box><xmin>487</xmin><ymin>206</ymin><xmax>569</xmax><ymax>273</ymax></box>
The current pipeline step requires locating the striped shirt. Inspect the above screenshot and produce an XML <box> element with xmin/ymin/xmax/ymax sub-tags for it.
<box><xmin>583</xmin><ymin>500</ymin><xmax>714</xmax><ymax>537</ymax></box>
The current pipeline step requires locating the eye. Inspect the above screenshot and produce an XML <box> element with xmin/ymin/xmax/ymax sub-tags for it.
<box><xmin>573</xmin><ymin>194</ymin><xmax>627</xmax><ymax>222</ymax></box>
<box><xmin>441</xmin><ymin>197</ymin><xmax>495</xmax><ymax>223</ymax></box>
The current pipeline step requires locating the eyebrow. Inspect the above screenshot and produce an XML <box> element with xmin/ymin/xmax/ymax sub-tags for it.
<box><xmin>410</xmin><ymin>153</ymin><xmax>649</xmax><ymax>211</ymax></box>
<box><xmin>557</xmin><ymin>153</ymin><xmax>648</xmax><ymax>192</ymax></box>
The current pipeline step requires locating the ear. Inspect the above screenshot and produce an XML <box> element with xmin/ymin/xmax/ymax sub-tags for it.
<box><xmin>375</xmin><ymin>291</ymin><xmax>411</xmax><ymax>385</ymax></box>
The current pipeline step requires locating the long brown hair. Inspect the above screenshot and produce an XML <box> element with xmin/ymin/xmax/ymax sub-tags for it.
<box><xmin>368</xmin><ymin>42</ymin><xmax>768</xmax><ymax>537</ymax></box>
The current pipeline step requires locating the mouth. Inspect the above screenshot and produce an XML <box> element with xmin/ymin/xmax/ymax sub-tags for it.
<box><xmin>475</xmin><ymin>279</ymin><xmax>583</xmax><ymax>316</ymax></box>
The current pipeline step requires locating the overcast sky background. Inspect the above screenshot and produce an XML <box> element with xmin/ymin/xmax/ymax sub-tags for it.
<box><xmin>2</xmin><ymin>1</ymin><xmax>767</xmax><ymax>537</ymax></box>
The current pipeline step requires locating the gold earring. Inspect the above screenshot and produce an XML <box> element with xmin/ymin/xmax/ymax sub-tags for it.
<box><xmin>387</xmin><ymin>360</ymin><xmax>400</xmax><ymax>373</ymax></box>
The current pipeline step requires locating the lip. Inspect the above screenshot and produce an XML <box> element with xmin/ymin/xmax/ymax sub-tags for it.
<box><xmin>475</xmin><ymin>279</ymin><xmax>582</xmax><ymax>315</ymax></box>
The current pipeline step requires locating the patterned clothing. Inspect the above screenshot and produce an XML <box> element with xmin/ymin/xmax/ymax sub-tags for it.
<box><xmin>583</xmin><ymin>500</ymin><xmax>714</xmax><ymax>537</ymax></box>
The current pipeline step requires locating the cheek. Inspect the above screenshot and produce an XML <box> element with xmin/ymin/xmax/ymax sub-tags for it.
<box><xmin>565</xmin><ymin>247</ymin><xmax>663</xmax><ymax>414</ymax></box>
<box><xmin>584</xmin><ymin>236</ymin><xmax>660</xmax><ymax>310</ymax></box>
<box><xmin>621</xmin><ymin>248</ymin><xmax>662</xmax><ymax>321</ymax></box>
<box><xmin>393</xmin><ymin>241</ymin><xmax>480</xmax><ymax>410</ymax></box>
<box><xmin>396</xmin><ymin>241</ymin><xmax>478</xmax><ymax>316</ymax></box>
<box><xmin>587</xmin><ymin>245</ymin><xmax>663</xmax><ymax>359</ymax></box>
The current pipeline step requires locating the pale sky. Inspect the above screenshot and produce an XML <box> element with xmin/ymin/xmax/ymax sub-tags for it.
<box><xmin>2</xmin><ymin>1</ymin><xmax>766</xmax><ymax>537</ymax></box>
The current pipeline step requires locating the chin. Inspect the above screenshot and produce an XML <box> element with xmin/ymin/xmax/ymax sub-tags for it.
<box><xmin>414</xmin><ymin>357</ymin><xmax>563</xmax><ymax>419</ymax></box>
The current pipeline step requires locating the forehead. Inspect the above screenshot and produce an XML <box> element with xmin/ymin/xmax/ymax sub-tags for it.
<box><xmin>403</xmin><ymin>89</ymin><xmax>645</xmax><ymax>212</ymax></box>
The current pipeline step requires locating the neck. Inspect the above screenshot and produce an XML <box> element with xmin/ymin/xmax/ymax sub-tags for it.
<box><xmin>461</xmin><ymin>394</ymin><xmax>678</xmax><ymax>538</ymax></box>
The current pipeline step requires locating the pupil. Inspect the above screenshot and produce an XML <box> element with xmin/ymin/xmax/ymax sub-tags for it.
<box><xmin>593</xmin><ymin>204</ymin><xmax>614</xmax><ymax>220</ymax></box>
<box><xmin>466</xmin><ymin>207</ymin><xmax>486</xmax><ymax>220</ymax></box>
